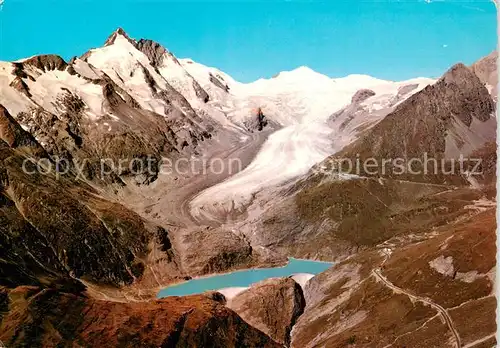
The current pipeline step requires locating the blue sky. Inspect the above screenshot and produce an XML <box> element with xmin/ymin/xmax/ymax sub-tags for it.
<box><xmin>0</xmin><ymin>1</ymin><xmax>497</xmax><ymax>82</ymax></box>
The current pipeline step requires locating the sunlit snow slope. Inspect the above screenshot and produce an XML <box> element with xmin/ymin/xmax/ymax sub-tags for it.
<box><xmin>188</xmin><ymin>65</ymin><xmax>435</xmax><ymax>218</ymax></box>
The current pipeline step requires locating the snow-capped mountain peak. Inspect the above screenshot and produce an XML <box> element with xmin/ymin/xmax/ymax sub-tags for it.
<box><xmin>272</xmin><ymin>65</ymin><xmax>326</xmax><ymax>80</ymax></box>
<box><xmin>0</xmin><ymin>27</ymin><xmax>437</xmax><ymax>137</ymax></box>
<box><xmin>103</xmin><ymin>27</ymin><xmax>137</xmax><ymax>47</ymax></box>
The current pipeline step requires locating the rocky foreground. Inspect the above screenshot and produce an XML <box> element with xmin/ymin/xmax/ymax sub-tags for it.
<box><xmin>291</xmin><ymin>209</ymin><xmax>496</xmax><ymax>347</ymax></box>
<box><xmin>0</xmin><ymin>286</ymin><xmax>280</xmax><ymax>347</ymax></box>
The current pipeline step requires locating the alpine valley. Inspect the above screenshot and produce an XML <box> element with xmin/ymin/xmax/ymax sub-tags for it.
<box><xmin>0</xmin><ymin>29</ymin><xmax>497</xmax><ymax>347</ymax></box>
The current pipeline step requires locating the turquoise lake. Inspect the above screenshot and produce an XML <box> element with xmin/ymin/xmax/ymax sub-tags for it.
<box><xmin>158</xmin><ymin>258</ymin><xmax>333</xmax><ymax>298</ymax></box>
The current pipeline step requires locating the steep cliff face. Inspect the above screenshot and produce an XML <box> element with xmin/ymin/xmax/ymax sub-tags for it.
<box><xmin>17</xmin><ymin>54</ymin><xmax>68</xmax><ymax>72</ymax></box>
<box><xmin>229</xmin><ymin>277</ymin><xmax>306</xmax><ymax>346</ymax></box>
<box><xmin>0</xmin><ymin>105</ymin><xmax>46</xmax><ymax>157</ymax></box>
<box><xmin>0</xmin><ymin>286</ymin><xmax>281</xmax><ymax>348</ymax></box>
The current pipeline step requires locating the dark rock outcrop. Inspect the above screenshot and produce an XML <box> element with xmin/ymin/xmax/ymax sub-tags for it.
<box><xmin>0</xmin><ymin>28</ymin><xmax>496</xmax><ymax>348</ymax></box>
<box><xmin>21</xmin><ymin>54</ymin><xmax>67</xmax><ymax>72</ymax></box>
<box><xmin>292</xmin><ymin>209</ymin><xmax>496</xmax><ymax>348</ymax></box>
<box><xmin>209</xmin><ymin>72</ymin><xmax>230</xmax><ymax>92</ymax></box>
<box><xmin>0</xmin><ymin>105</ymin><xmax>46</xmax><ymax>157</ymax></box>
<box><xmin>351</xmin><ymin>89</ymin><xmax>375</xmax><ymax>104</ymax></box>
<box><xmin>136</xmin><ymin>38</ymin><xmax>169</xmax><ymax>67</ymax></box>
<box><xmin>193</xmin><ymin>80</ymin><xmax>210</xmax><ymax>102</ymax></box>
<box><xmin>229</xmin><ymin>277</ymin><xmax>306</xmax><ymax>346</ymax></box>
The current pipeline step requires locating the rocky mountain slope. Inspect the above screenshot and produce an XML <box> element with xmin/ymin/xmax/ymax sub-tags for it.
<box><xmin>335</xmin><ymin>63</ymin><xmax>495</xmax><ymax>171</ymax></box>
<box><xmin>471</xmin><ymin>50</ymin><xmax>498</xmax><ymax>101</ymax></box>
<box><xmin>0</xmin><ymin>105</ymin><xmax>184</xmax><ymax>290</ymax></box>
<box><xmin>0</xmin><ymin>26</ymin><xmax>496</xmax><ymax>347</ymax></box>
<box><xmin>229</xmin><ymin>52</ymin><xmax>497</xmax><ymax>347</ymax></box>
<box><xmin>292</xmin><ymin>208</ymin><xmax>496</xmax><ymax>348</ymax></box>
<box><xmin>0</xmin><ymin>286</ymin><xmax>280</xmax><ymax>348</ymax></box>
<box><xmin>1</xmin><ymin>33</ymin><xmax>219</xmax><ymax>185</ymax></box>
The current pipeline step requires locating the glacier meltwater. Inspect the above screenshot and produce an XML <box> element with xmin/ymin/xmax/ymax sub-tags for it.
<box><xmin>157</xmin><ymin>258</ymin><xmax>333</xmax><ymax>298</ymax></box>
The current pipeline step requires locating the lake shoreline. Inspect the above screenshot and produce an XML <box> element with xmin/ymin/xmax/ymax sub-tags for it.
<box><xmin>157</xmin><ymin>257</ymin><xmax>334</xmax><ymax>298</ymax></box>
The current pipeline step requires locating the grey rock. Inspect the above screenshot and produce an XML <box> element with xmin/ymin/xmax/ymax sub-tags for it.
<box><xmin>229</xmin><ymin>277</ymin><xmax>306</xmax><ymax>346</ymax></box>
<box><xmin>351</xmin><ymin>89</ymin><xmax>376</xmax><ymax>104</ymax></box>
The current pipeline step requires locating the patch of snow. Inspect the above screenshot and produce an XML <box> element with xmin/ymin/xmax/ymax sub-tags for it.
<box><xmin>291</xmin><ymin>273</ymin><xmax>315</xmax><ymax>288</ymax></box>
<box><xmin>217</xmin><ymin>286</ymin><xmax>249</xmax><ymax>300</ymax></box>
<box><xmin>445</xmin><ymin>115</ymin><xmax>497</xmax><ymax>158</ymax></box>
<box><xmin>455</xmin><ymin>271</ymin><xmax>481</xmax><ymax>283</ymax></box>
<box><xmin>429</xmin><ymin>255</ymin><xmax>454</xmax><ymax>277</ymax></box>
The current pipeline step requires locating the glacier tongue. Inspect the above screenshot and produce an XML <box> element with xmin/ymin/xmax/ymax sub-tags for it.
<box><xmin>189</xmin><ymin>73</ymin><xmax>435</xmax><ymax>219</ymax></box>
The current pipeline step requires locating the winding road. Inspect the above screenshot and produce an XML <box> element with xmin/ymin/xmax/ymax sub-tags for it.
<box><xmin>372</xmin><ymin>268</ymin><xmax>462</xmax><ymax>348</ymax></box>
